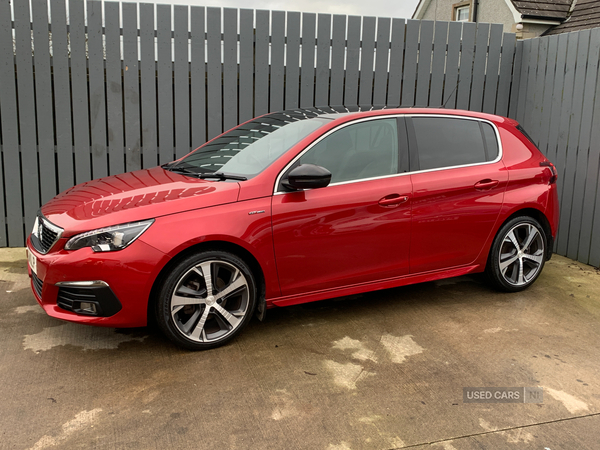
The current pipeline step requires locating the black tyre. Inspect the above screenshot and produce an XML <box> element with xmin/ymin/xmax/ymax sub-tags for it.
<box><xmin>486</xmin><ymin>216</ymin><xmax>547</xmax><ymax>292</ymax></box>
<box><xmin>155</xmin><ymin>250</ymin><xmax>257</xmax><ymax>350</ymax></box>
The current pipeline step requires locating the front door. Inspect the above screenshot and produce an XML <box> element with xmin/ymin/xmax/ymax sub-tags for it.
<box><xmin>272</xmin><ymin>117</ymin><xmax>413</xmax><ymax>296</ymax></box>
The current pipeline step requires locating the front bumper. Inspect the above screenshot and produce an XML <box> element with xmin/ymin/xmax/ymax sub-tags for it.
<box><xmin>27</xmin><ymin>236</ymin><xmax>168</xmax><ymax>328</ymax></box>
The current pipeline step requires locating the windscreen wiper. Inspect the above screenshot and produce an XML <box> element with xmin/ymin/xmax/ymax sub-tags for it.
<box><xmin>196</xmin><ymin>172</ymin><xmax>248</xmax><ymax>181</ymax></box>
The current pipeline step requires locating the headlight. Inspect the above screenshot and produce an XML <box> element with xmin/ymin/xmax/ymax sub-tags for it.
<box><xmin>65</xmin><ymin>220</ymin><xmax>154</xmax><ymax>252</ymax></box>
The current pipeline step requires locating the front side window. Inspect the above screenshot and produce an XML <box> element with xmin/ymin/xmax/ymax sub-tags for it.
<box><xmin>410</xmin><ymin>117</ymin><xmax>498</xmax><ymax>171</ymax></box>
<box><xmin>297</xmin><ymin>118</ymin><xmax>399</xmax><ymax>184</ymax></box>
<box><xmin>172</xmin><ymin>115</ymin><xmax>330</xmax><ymax>178</ymax></box>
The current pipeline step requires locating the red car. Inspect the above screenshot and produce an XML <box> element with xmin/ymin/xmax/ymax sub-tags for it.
<box><xmin>26</xmin><ymin>108</ymin><xmax>559</xmax><ymax>350</ymax></box>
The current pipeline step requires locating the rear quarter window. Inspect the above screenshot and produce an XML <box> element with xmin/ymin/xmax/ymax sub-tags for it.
<box><xmin>410</xmin><ymin>117</ymin><xmax>499</xmax><ymax>171</ymax></box>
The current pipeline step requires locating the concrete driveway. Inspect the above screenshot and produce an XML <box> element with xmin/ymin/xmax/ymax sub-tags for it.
<box><xmin>1</xmin><ymin>248</ymin><xmax>599</xmax><ymax>450</ymax></box>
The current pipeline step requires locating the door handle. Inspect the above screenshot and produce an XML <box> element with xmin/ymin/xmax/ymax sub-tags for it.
<box><xmin>378</xmin><ymin>194</ymin><xmax>409</xmax><ymax>206</ymax></box>
<box><xmin>474</xmin><ymin>179</ymin><xmax>499</xmax><ymax>190</ymax></box>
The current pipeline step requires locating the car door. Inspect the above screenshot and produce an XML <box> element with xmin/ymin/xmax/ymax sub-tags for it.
<box><xmin>406</xmin><ymin>115</ymin><xmax>508</xmax><ymax>274</ymax></box>
<box><xmin>271</xmin><ymin>117</ymin><xmax>413</xmax><ymax>297</ymax></box>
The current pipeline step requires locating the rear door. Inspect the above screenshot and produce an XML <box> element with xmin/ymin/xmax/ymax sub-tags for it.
<box><xmin>407</xmin><ymin>115</ymin><xmax>508</xmax><ymax>274</ymax></box>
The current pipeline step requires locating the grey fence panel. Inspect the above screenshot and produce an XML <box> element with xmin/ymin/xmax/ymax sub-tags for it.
<box><xmin>401</xmin><ymin>20</ymin><xmax>419</xmax><ymax>106</ymax></box>
<box><xmin>69</xmin><ymin>0</ymin><xmax>91</xmax><ymax>184</ymax></box>
<box><xmin>558</xmin><ymin>31</ymin><xmax>590</xmax><ymax>255</ymax></box>
<box><xmin>546</xmin><ymin>34</ymin><xmax>568</xmax><ymax>166</ymax></box>
<box><xmin>123</xmin><ymin>3</ymin><xmax>141</xmax><ymax>170</ymax></box>
<box><xmin>429</xmin><ymin>21</ymin><xmax>448</xmax><ymax>107</ymax></box>
<box><xmin>174</xmin><ymin>5</ymin><xmax>190</xmax><ymax>158</ymax></box>
<box><xmin>482</xmin><ymin>24</ymin><xmax>503</xmax><ymax>114</ymax></box>
<box><xmin>255</xmin><ymin>10</ymin><xmax>270</xmax><ymax>115</ymax></box>
<box><xmin>300</xmin><ymin>13</ymin><xmax>317</xmax><ymax>108</ymax></box>
<box><xmin>537</xmin><ymin>35</ymin><xmax>558</xmax><ymax>157</ymax></box>
<box><xmin>554</xmin><ymin>33</ymin><xmax>580</xmax><ymax>254</ymax></box>
<box><xmin>569</xmin><ymin>30</ymin><xmax>599</xmax><ymax>261</ymax></box>
<box><xmin>507</xmin><ymin>38</ymin><xmax>523</xmax><ymax>119</ymax></box>
<box><xmin>529</xmin><ymin>36</ymin><xmax>547</xmax><ymax>143</ymax></box>
<box><xmin>157</xmin><ymin>5</ymin><xmax>173</xmax><ymax>163</ymax></box>
<box><xmin>456</xmin><ymin>22</ymin><xmax>476</xmax><ymax>110</ymax></box>
<box><xmin>270</xmin><ymin>11</ymin><xmax>286</xmax><ymax>112</ymax></box>
<box><xmin>415</xmin><ymin>20</ymin><xmax>433</xmax><ymax>107</ymax></box>
<box><xmin>515</xmin><ymin>38</ymin><xmax>531</xmax><ymax>126</ymax></box>
<box><xmin>14</xmin><ymin>0</ymin><xmax>40</xmax><ymax>230</ymax></box>
<box><xmin>587</xmin><ymin>65</ymin><xmax>600</xmax><ymax>266</ymax></box>
<box><xmin>207</xmin><ymin>8</ymin><xmax>222</xmax><ymax>140</ymax></box>
<box><xmin>49</xmin><ymin>0</ymin><xmax>74</xmax><ymax>191</ymax></box>
<box><xmin>223</xmin><ymin>9</ymin><xmax>238</xmax><ymax>131</ymax></box>
<box><xmin>522</xmin><ymin>38</ymin><xmax>539</xmax><ymax>134</ymax></box>
<box><xmin>32</xmin><ymin>0</ymin><xmax>57</xmax><ymax>203</ymax></box>
<box><xmin>0</xmin><ymin>0</ymin><xmax>21</xmax><ymax>245</ymax></box>
<box><xmin>496</xmin><ymin>32</ymin><xmax>516</xmax><ymax>117</ymax></box>
<box><xmin>106</xmin><ymin>2</ymin><xmax>125</xmax><ymax>174</ymax></box>
<box><xmin>140</xmin><ymin>3</ymin><xmax>157</xmax><ymax>168</ymax></box>
<box><xmin>87</xmin><ymin>0</ymin><xmax>108</xmax><ymax>179</ymax></box>
<box><xmin>345</xmin><ymin>16</ymin><xmax>361</xmax><ymax>106</ymax></box>
<box><xmin>315</xmin><ymin>14</ymin><xmax>331</xmax><ymax>107</ymax></box>
<box><xmin>358</xmin><ymin>16</ymin><xmax>376</xmax><ymax>107</ymax></box>
<box><xmin>387</xmin><ymin>18</ymin><xmax>405</xmax><ymax>107</ymax></box>
<box><xmin>577</xmin><ymin>29</ymin><xmax>600</xmax><ymax>264</ymax></box>
<box><xmin>470</xmin><ymin>23</ymin><xmax>490</xmax><ymax>112</ymax></box>
<box><xmin>329</xmin><ymin>15</ymin><xmax>346</xmax><ymax>107</ymax></box>
<box><xmin>373</xmin><ymin>18</ymin><xmax>391</xmax><ymax>107</ymax></box>
<box><xmin>443</xmin><ymin>22</ymin><xmax>462</xmax><ymax>108</ymax></box>
<box><xmin>239</xmin><ymin>9</ymin><xmax>254</xmax><ymax>121</ymax></box>
<box><xmin>190</xmin><ymin>6</ymin><xmax>206</xmax><ymax>148</ymax></box>
<box><xmin>285</xmin><ymin>12</ymin><xmax>301</xmax><ymax>109</ymax></box>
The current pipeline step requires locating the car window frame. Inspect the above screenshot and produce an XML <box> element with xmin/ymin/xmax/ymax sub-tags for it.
<box><xmin>274</xmin><ymin>113</ymin><xmax>503</xmax><ymax>194</ymax></box>
<box><xmin>274</xmin><ymin>116</ymin><xmax>409</xmax><ymax>194</ymax></box>
<box><xmin>405</xmin><ymin>114</ymin><xmax>503</xmax><ymax>174</ymax></box>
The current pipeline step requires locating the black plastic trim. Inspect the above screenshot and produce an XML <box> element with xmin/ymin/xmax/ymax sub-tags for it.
<box><xmin>57</xmin><ymin>285</ymin><xmax>123</xmax><ymax>317</ymax></box>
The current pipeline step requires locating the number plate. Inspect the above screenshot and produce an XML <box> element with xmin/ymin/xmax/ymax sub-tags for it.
<box><xmin>27</xmin><ymin>249</ymin><xmax>37</xmax><ymax>276</ymax></box>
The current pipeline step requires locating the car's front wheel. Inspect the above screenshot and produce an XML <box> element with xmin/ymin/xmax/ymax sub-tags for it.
<box><xmin>486</xmin><ymin>216</ymin><xmax>547</xmax><ymax>292</ymax></box>
<box><xmin>155</xmin><ymin>250</ymin><xmax>257</xmax><ymax>350</ymax></box>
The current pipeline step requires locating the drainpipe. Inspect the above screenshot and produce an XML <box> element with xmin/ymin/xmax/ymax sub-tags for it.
<box><xmin>472</xmin><ymin>0</ymin><xmax>479</xmax><ymax>22</ymax></box>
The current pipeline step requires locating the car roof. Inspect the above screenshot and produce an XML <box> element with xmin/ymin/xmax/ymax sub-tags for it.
<box><xmin>258</xmin><ymin>107</ymin><xmax>517</xmax><ymax>127</ymax></box>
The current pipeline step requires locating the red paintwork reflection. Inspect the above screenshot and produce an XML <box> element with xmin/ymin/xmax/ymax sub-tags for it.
<box><xmin>42</xmin><ymin>167</ymin><xmax>238</xmax><ymax>235</ymax></box>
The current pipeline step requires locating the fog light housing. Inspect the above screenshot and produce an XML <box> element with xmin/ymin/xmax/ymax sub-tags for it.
<box><xmin>79</xmin><ymin>302</ymin><xmax>98</xmax><ymax>315</ymax></box>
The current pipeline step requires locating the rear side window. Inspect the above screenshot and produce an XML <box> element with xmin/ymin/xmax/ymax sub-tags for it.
<box><xmin>410</xmin><ymin>117</ymin><xmax>499</xmax><ymax>171</ymax></box>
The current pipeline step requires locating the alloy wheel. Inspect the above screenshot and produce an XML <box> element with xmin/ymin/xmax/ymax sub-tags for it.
<box><xmin>170</xmin><ymin>260</ymin><xmax>250</xmax><ymax>343</ymax></box>
<box><xmin>498</xmin><ymin>222</ymin><xmax>545</xmax><ymax>287</ymax></box>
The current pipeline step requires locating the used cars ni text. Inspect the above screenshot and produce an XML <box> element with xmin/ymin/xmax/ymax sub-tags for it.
<box><xmin>26</xmin><ymin>107</ymin><xmax>559</xmax><ymax>350</ymax></box>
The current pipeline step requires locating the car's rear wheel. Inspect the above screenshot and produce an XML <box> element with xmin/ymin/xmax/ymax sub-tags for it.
<box><xmin>155</xmin><ymin>250</ymin><xmax>256</xmax><ymax>350</ymax></box>
<box><xmin>486</xmin><ymin>216</ymin><xmax>547</xmax><ymax>292</ymax></box>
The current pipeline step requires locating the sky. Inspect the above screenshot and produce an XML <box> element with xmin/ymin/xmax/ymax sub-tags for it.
<box><xmin>140</xmin><ymin>0</ymin><xmax>421</xmax><ymax>19</ymax></box>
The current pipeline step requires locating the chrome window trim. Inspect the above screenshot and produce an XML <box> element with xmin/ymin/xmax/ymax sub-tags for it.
<box><xmin>273</xmin><ymin>113</ymin><xmax>503</xmax><ymax>195</ymax></box>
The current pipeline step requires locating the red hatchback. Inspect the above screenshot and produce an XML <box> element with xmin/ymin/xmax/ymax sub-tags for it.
<box><xmin>26</xmin><ymin>108</ymin><xmax>559</xmax><ymax>350</ymax></box>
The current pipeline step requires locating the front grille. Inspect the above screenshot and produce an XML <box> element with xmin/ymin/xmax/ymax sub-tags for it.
<box><xmin>31</xmin><ymin>215</ymin><xmax>63</xmax><ymax>254</ymax></box>
<box><xmin>31</xmin><ymin>272</ymin><xmax>43</xmax><ymax>298</ymax></box>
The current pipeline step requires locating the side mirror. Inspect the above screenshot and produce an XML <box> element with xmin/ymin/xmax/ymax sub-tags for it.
<box><xmin>282</xmin><ymin>164</ymin><xmax>332</xmax><ymax>190</ymax></box>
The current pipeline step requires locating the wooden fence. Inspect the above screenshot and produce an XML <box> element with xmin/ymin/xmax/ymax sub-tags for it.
<box><xmin>513</xmin><ymin>28</ymin><xmax>600</xmax><ymax>267</ymax></box>
<box><xmin>0</xmin><ymin>0</ymin><xmax>599</xmax><ymax>268</ymax></box>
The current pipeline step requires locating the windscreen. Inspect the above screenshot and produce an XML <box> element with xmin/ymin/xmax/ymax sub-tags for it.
<box><xmin>172</xmin><ymin>116</ymin><xmax>330</xmax><ymax>178</ymax></box>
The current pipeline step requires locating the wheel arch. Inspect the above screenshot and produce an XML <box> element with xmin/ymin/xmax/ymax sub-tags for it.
<box><xmin>147</xmin><ymin>240</ymin><xmax>267</xmax><ymax>326</ymax></box>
